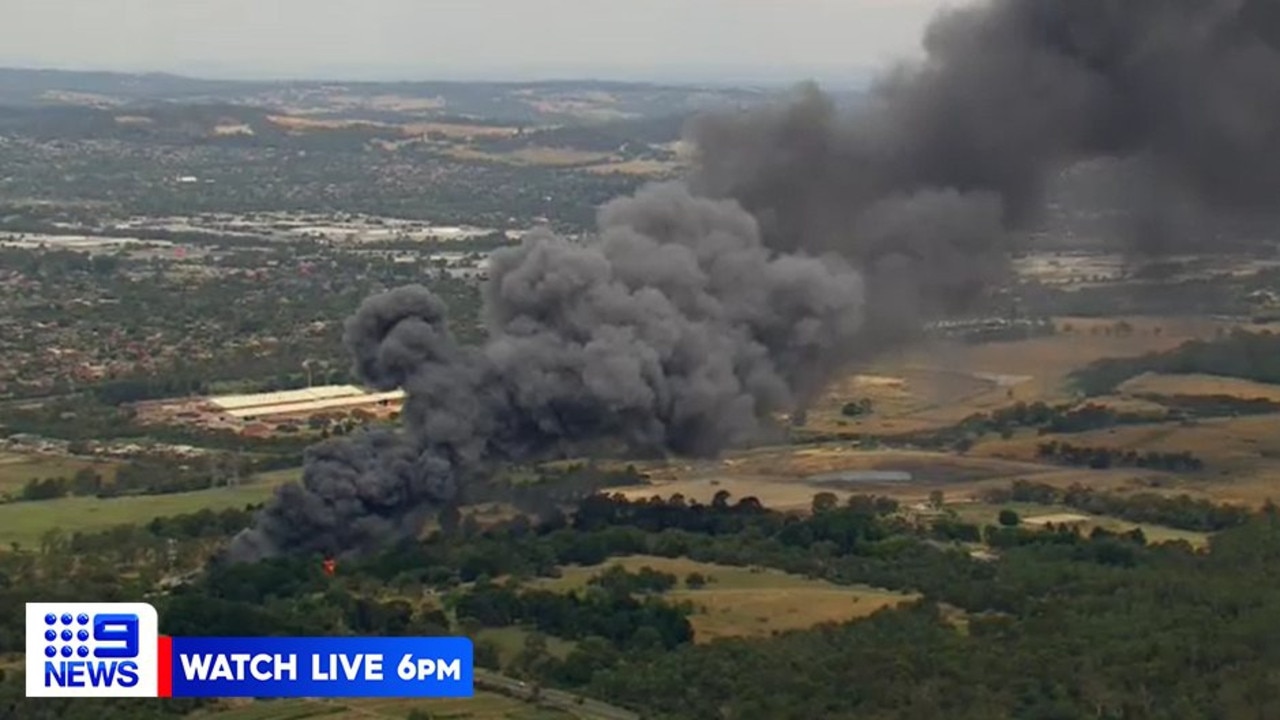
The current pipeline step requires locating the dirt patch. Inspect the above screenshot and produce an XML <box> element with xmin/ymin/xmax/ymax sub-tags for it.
<box><xmin>1022</xmin><ymin>512</ymin><xmax>1092</xmax><ymax>525</ymax></box>
<box><xmin>504</xmin><ymin>147</ymin><xmax>611</xmax><ymax>166</ymax></box>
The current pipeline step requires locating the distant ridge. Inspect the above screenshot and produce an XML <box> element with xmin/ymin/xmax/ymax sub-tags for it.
<box><xmin>0</xmin><ymin>64</ymin><xmax>873</xmax><ymax>93</ymax></box>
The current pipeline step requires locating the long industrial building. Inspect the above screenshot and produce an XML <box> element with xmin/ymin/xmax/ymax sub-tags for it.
<box><xmin>135</xmin><ymin>384</ymin><xmax>406</xmax><ymax>435</ymax></box>
<box><xmin>207</xmin><ymin>385</ymin><xmax>405</xmax><ymax>420</ymax></box>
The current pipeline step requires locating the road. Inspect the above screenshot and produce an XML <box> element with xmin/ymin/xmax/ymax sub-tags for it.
<box><xmin>474</xmin><ymin>669</ymin><xmax>639</xmax><ymax>720</ymax></box>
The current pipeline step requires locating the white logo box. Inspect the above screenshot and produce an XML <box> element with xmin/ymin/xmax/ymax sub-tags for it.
<box><xmin>25</xmin><ymin>602</ymin><xmax>160</xmax><ymax>697</ymax></box>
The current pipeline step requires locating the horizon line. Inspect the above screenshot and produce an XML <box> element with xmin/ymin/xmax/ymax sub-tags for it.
<box><xmin>0</xmin><ymin>62</ymin><xmax>877</xmax><ymax>90</ymax></box>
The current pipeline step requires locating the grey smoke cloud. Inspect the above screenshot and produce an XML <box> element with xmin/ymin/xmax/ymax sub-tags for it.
<box><xmin>228</xmin><ymin>184</ymin><xmax>864</xmax><ymax>560</ymax></box>
<box><xmin>690</xmin><ymin>0</ymin><xmax>1280</xmax><ymax>260</ymax></box>
<box><xmin>229</xmin><ymin>0</ymin><xmax>1280</xmax><ymax>560</ymax></box>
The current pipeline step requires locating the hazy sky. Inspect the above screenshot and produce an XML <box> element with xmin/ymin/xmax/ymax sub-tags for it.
<box><xmin>0</xmin><ymin>0</ymin><xmax>954</xmax><ymax>82</ymax></box>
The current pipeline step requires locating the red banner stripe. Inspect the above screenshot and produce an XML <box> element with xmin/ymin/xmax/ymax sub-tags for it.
<box><xmin>157</xmin><ymin>635</ymin><xmax>173</xmax><ymax>697</ymax></box>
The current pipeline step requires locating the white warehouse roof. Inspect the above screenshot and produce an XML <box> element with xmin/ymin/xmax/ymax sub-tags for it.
<box><xmin>209</xmin><ymin>385</ymin><xmax>370</xmax><ymax>411</ymax></box>
<box><xmin>223</xmin><ymin>390</ymin><xmax>406</xmax><ymax>419</ymax></box>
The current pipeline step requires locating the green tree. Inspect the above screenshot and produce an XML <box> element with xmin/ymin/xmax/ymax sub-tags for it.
<box><xmin>513</xmin><ymin>632</ymin><xmax>551</xmax><ymax>678</ymax></box>
<box><xmin>473</xmin><ymin>639</ymin><xmax>502</xmax><ymax>670</ymax></box>
<box><xmin>811</xmin><ymin>492</ymin><xmax>839</xmax><ymax>514</ymax></box>
<box><xmin>928</xmin><ymin>490</ymin><xmax>945</xmax><ymax>509</ymax></box>
<box><xmin>841</xmin><ymin>398</ymin><xmax>873</xmax><ymax>417</ymax></box>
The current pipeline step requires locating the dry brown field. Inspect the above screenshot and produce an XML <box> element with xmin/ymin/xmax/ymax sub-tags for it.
<box><xmin>801</xmin><ymin>316</ymin><xmax>1225</xmax><ymax>437</ymax></box>
<box><xmin>624</xmin><ymin>446</ymin><xmax>1059</xmax><ymax>510</ymax></box>
<box><xmin>583</xmin><ymin>159</ymin><xmax>682</xmax><ymax>176</ymax></box>
<box><xmin>619</xmin><ymin>314</ymin><xmax>1280</xmax><ymax>513</ymax></box>
<box><xmin>1118</xmin><ymin>373</ymin><xmax>1280</xmax><ymax>402</ymax></box>
<box><xmin>532</xmin><ymin>555</ymin><xmax>916</xmax><ymax>642</ymax></box>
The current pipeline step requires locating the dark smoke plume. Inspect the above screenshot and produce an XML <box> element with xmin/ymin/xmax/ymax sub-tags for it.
<box><xmin>691</xmin><ymin>0</ymin><xmax>1280</xmax><ymax>262</ymax></box>
<box><xmin>229</xmin><ymin>0</ymin><xmax>1280</xmax><ymax>560</ymax></box>
<box><xmin>228</xmin><ymin>184</ymin><xmax>863</xmax><ymax>560</ymax></box>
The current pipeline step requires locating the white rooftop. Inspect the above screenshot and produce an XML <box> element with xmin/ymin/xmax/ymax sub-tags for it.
<box><xmin>223</xmin><ymin>390</ymin><xmax>406</xmax><ymax>419</ymax></box>
<box><xmin>209</xmin><ymin>384</ymin><xmax>370</xmax><ymax>411</ymax></box>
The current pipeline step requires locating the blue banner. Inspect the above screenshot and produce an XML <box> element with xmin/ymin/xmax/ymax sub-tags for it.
<box><xmin>167</xmin><ymin>637</ymin><xmax>473</xmax><ymax>698</ymax></box>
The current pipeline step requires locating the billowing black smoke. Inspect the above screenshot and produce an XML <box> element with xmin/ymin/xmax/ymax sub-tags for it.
<box><xmin>229</xmin><ymin>0</ymin><xmax>1280</xmax><ymax>560</ymax></box>
<box><xmin>228</xmin><ymin>185</ymin><xmax>863</xmax><ymax>560</ymax></box>
<box><xmin>690</xmin><ymin>0</ymin><xmax>1280</xmax><ymax>265</ymax></box>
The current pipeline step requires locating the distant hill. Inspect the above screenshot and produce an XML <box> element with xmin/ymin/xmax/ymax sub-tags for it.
<box><xmin>0</xmin><ymin>66</ymin><xmax>781</xmax><ymax>125</ymax></box>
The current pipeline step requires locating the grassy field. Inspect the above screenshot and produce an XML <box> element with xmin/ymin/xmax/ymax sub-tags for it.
<box><xmin>505</xmin><ymin>147</ymin><xmax>612</xmax><ymax>166</ymax></box>
<box><xmin>532</xmin><ymin>555</ymin><xmax>917</xmax><ymax>643</ymax></box>
<box><xmin>624</xmin><ymin>446</ymin><xmax>1057</xmax><ymax>511</ymax></box>
<box><xmin>267</xmin><ymin>115</ymin><xmax>520</xmax><ymax>140</ymax></box>
<box><xmin>0</xmin><ymin>467</ymin><xmax>300</xmax><ymax>548</ymax></box>
<box><xmin>950</xmin><ymin>501</ymin><xmax>1212</xmax><ymax>548</ymax></box>
<box><xmin>1118</xmin><ymin>372</ymin><xmax>1280</xmax><ymax>401</ymax></box>
<box><xmin>0</xmin><ymin>451</ymin><xmax>119</xmax><ymax>495</ymax></box>
<box><xmin>474</xmin><ymin>626</ymin><xmax>577</xmax><ymax>666</ymax></box>
<box><xmin>910</xmin><ymin>317</ymin><xmax>1218</xmax><ymax>395</ymax></box>
<box><xmin>978</xmin><ymin>414</ymin><xmax>1280</xmax><ymax>467</ymax></box>
<box><xmin>615</xmin><ymin>316</ymin><xmax>1271</xmax><ymax>513</ymax></box>
<box><xmin>799</xmin><ymin>317</ymin><xmax>1225</xmax><ymax>438</ymax></box>
<box><xmin>802</xmin><ymin>366</ymin><xmax>1001</xmax><ymax>436</ymax></box>
<box><xmin>441</xmin><ymin>145</ymin><xmax>612</xmax><ymax>167</ymax></box>
<box><xmin>402</xmin><ymin>121</ymin><xmax>521</xmax><ymax>138</ymax></box>
<box><xmin>190</xmin><ymin>693</ymin><xmax>570</xmax><ymax>720</ymax></box>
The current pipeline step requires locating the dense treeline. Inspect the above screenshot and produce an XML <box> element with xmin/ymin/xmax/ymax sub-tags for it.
<box><xmin>86</xmin><ymin>354</ymin><xmax>360</xmax><ymax>405</ymax></box>
<box><xmin>482</xmin><ymin>462</ymin><xmax>650</xmax><ymax>512</ymax></box>
<box><xmin>2</xmin><ymin>484</ymin><xmax>1275</xmax><ymax>719</ymax></box>
<box><xmin>7</xmin><ymin>450</ymin><xmax>304</xmax><ymax>503</ymax></box>
<box><xmin>348</xmin><ymin>491</ymin><xmax>918</xmax><ymax>594</ymax></box>
<box><xmin>0</xmin><ymin>689</ymin><xmax>207</xmax><ymax>720</ymax></box>
<box><xmin>972</xmin><ymin>400</ymin><xmax>1153</xmax><ymax>435</ymax></box>
<box><xmin>144</xmin><ymin>506</ymin><xmax>261</xmax><ymax>540</ymax></box>
<box><xmin>1072</xmin><ymin>329</ymin><xmax>1280</xmax><ymax>394</ymax></box>
<box><xmin>17</xmin><ymin>467</ymin><xmax>104</xmax><ymax>501</ymax></box>
<box><xmin>983</xmin><ymin>479</ymin><xmax>1250</xmax><ymax>532</ymax></box>
<box><xmin>908</xmin><ymin>396</ymin><xmax>1280</xmax><ymax>453</ymax></box>
<box><xmin>588</xmin><ymin>564</ymin><xmax>678</xmax><ymax>594</ymax></box>
<box><xmin>1139</xmin><ymin>392</ymin><xmax>1280</xmax><ymax>416</ymax></box>
<box><xmin>14</xmin><ymin>458</ymin><xmax>240</xmax><ymax>502</ymax></box>
<box><xmin>872</xmin><ymin>401</ymin><xmax>1161</xmax><ymax>452</ymax></box>
<box><xmin>581</xmin><ymin>514</ymin><xmax>1280</xmax><ymax>719</ymax></box>
<box><xmin>1036</xmin><ymin>440</ymin><xmax>1205</xmax><ymax>472</ymax></box>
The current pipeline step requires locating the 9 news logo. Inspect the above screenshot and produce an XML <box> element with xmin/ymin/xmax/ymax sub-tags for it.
<box><xmin>26</xmin><ymin>603</ymin><xmax>160</xmax><ymax>697</ymax></box>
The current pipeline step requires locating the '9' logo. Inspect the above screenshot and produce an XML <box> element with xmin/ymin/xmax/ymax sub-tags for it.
<box><xmin>92</xmin><ymin>614</ymin><xmax>139</xmax><ymax>659</ymax></box>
